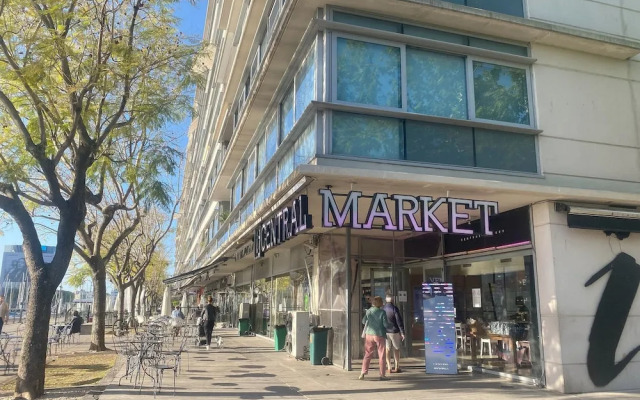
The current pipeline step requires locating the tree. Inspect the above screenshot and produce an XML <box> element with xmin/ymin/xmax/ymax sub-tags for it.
<box><xmin>0</xmin><ymin>1</ymin><xmax>199</xmax><ymax>397</ymax></box>
<box><xmin>107</xmin><ymin>204</ymin><xmax>175</xmax><ymax>329</ymax></box>
<box><xmin>143</xmin><ymin>252</ymin><xmax>169</xmax><ymax>316</ymax></box>
<box><xmin>74</xmin><ymin>132</ymin><xmax>178</xmax><ymax>351</ymax></box>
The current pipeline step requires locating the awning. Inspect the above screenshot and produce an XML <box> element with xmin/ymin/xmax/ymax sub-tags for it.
<box><xmin>556</xmin><ymin>202</ymin><xmax>640</xmax><ymax>238</ymax></box>
<box><xmin>163</xmin><ymin>256</ymin><xmax>229</xmax><ymax>285</ymax></box>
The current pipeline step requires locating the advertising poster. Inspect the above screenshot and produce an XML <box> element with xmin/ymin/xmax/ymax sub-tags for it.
<box><xmin>422</xmin><ymin>282</ymin><xmax>457</xmax><ymax>375</ymax></box>
<box><xmin>1</xmin><ymin>245</ymin><xmax>56</xmax><ymax>283</ymax></box>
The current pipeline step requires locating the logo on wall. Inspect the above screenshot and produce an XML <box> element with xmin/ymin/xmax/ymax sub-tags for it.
<box><xmin>254</xmin><ymin>195</ymin><xmax>312</xmax><ymax>259</ymax></box>
<box><xmin>319</xmin><ymin>189</ymin><xmax>498</xmax><ymax>235</ymax></box>
<box><xmin>584</xmin><ymin>252</ymin><xmax>640</xmax><ymax>387</ymax></box>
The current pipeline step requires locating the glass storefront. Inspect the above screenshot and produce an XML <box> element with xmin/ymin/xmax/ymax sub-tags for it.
<box><xmin>447</xmin><ymin>253</ymin><xmax>540</xmax><ymax>378</ymax></box>
<box><xmin>271</xmin><ymin>270</ymin><xmax>311</xmax><ymax>329</ymax></box>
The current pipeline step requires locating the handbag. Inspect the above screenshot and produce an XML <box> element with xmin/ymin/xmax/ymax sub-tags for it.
<box><xmin>361</xmin><ymin>320</ymin><xmax>368</xmax><ymax>338</ymax></box>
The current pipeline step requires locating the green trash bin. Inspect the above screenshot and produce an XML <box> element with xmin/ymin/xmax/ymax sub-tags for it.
<box><xmin>274</xmin><ymin>325</ymin><xmax>287</xmax><ymax>350</ymax></box>
<box><xmin>239</xmin><ymin>318</ymin><xmax>250</xmax><ymax>335</ymax></box>
<box><xmin>310</xmin><ymin>327</ymin><xmax>331</xmax><ymax>365</ymax></box>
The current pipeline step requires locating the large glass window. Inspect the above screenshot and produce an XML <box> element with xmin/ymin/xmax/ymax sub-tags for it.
<box><xmin>265</xmin><ymin>114</ymin><xmax>278</xmax><ymax>161</ymax></box>
<box><xmin>257</xmin><ymin>135</ymin><xmax>266</xmax><ymax>174</ymax></box>
<box><xmin>474</xmin><ymin>129</ymin><xmax>537</xmax><ymax>173</ymax></box>
<box><xmin>331</xmin><ymin>112</ymin><xmax>537</xmax><ymax>173</ymax></box>
<box><xmin>405</xmin><ymin>121</ymin><xmax>474</xmax><ymax>166</ymax></box>
<box><xmin>407</xmin><ymin>48</ymin><xmax>467</xmax><ymax>119</ymax></box>
<box><xmin>254</xmin><ymin>182</ymin><xmax>265</xmax><ymax>211</ymax></box>
<box><xmin>295</xmin><ymin>48</ymin><xmax>315</xmax><ymax>121</ymax></box>
<box><xmin>264</xmin><ymin>170</ymin><xmax>276</xmax><ymax>199</ymax></box>
<box><xmin>294</xmin><ymin>123</ymin><xmax>316</xmax><ymax>166</ymax></box>
<box><xmin>281</xmin><ymin>88</ymin><xmax>295</xmax><ymax>139</ymax></box>
<box><xmin>473</xmin><ymin>61</ymin><xmax>529</xmax><ymax>125</ymax></box>
<box><xmin>336</xmin><ymin>38</ymin><xmax>401</xmax><ymax>108</ymax></box>
<box><xmin>245</xmin><ymin>152</ymin><xmax>256</xmax><ymax>190</ymax></box>
<box><xmin>277</xmin><ymin>148</ymin><xmax>294</xmax><ymax>186</ymax></box>
<box><xmin>447</xmin><ymin>254</ymin><xmax>540</xmax><ymax>378</ymax></box>
<box><xmin>232</xmin><ymin>174</ymin><xmax>242</xmax><ymax>208</ymax></box>
<box><xmin>332</xmin><ymin>112</ymin><xmax>403</xmax><ymax>160</ymax></box>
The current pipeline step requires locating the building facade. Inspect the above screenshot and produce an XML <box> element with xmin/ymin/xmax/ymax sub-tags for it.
<box><xmin>171</xmin><ymin>0</ymin><xmax>640</xmax><ymax>394</ymax></box>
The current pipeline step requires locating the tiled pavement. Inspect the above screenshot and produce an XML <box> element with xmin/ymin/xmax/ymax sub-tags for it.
<box><xmin>98</xmin><ymin>329</ymin><xmax>640</xmax><ymax>399</ymax></box>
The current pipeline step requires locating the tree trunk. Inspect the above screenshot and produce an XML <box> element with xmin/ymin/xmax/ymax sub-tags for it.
<box><xmin>14</xmin><ymin>273</ymin><xmax>56</xmax><ymax>400</ymax></box>
<box><xmin>89</xmin><ymin>268</ymin><xmax>107</xmax><ymax>351</ymax></box>
<box><xmin>128</xmin><ymin>285</ymin><xmax>138</xmax><ymax>327</ymax></box>
<box><xmin>117</xmin><ymin>285</ymin><xmax>125</xmax><ymax>322</ymax></box>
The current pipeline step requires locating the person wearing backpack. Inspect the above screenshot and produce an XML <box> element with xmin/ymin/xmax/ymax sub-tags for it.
<box><xmin>201</xmin><ymin>295</ymin><xmax>217</xmax><ymax>350</ymax></box>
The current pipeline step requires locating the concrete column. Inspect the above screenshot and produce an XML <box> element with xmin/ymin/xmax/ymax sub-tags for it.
<box><xmin>161</xmin><ymin>287</ymin><xmax>172</xmax><ymax>316</ymax></box>
<box><xmin>181</xmin><ymin>292</ymin><xmax>188</xmax><ymax>309</ymax></box>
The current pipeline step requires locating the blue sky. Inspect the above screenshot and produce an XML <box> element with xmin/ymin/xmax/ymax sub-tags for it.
<box><xmin>0</xmin><ymin>0</ymin><xmax>208</xmax><ymax>289</ymax></box>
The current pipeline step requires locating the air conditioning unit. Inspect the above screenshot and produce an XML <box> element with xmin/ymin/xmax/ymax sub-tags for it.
<box><xmin>290</xmin><ymin>311</ymin><xmax>309</xmax><ymax>359</ymax></box>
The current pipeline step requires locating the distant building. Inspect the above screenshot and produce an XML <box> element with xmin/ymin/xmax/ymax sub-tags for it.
<box><xmin>0</xmin><ymin>245</ymin><xmax>56</xmax><ymax>284</ymax></box>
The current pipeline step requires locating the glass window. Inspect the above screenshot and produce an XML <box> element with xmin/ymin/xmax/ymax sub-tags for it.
<box><xmin>257</xmin><ymin>134</ymin><xmax>266</xmax><ymax>174</ymax></box>
<box><xmin>405</xmin><ymin>121</ymin><xmax>474</xmax><ymax>166</ymax></box>
<box><xmin>264</xmin><ymin>170</ymin><xmax>276</xmax><ymax>199</ymax></box>
<box><xmin>281</xmin><ymin>88</ymin><xmax>294</xmax><ymax>140</ymax></box>
<box><xmin>332</xmin><ymin>112</ymin><xmax>403</xmax><ymax>160</ymax></box>
<box><xmin>245</xmin><ymin>152</ymin><xmax>256</xmax><ymax>190</ymax></box>
<box><xmin>295</xmin><ymin>46</ymin><xmax>316</xmax><ymax>121</ymax></box>
<box><xmin>254</xmin><ymin>182</ymin><xmax>265</xmax><ymax>211</ymax></box>
<box><xmin>468</xmin><ymin>37</ymin><xmax>528</xmax><ymax>57</ymax></box>
<box><xmin>277</xmin><ymin>148</ymin><xmax>294</xmax><ymax>186</ymax></box>
<box><xmin>473</xmin><ymin>61</ymin><xmax>530</xmax><ymax>125</ymax></box>
<box><xmin>474</xmin><ymin>128</ymin><xmax>537</xmax><ymax>173</ymax></box>
<box><xmin>404</xmin><ymin>25</ymin><xmax>467</xmax><ymax>45</ymax></box>
<box><xmin>407</xmin><ymin>48</ymin><xmax>467</xmax><ymax>119</ymax></box>
<box><xmin>336</xmin><ymin>38</ymin><xmax>401</xmax><ymax>109</ymax></box>
<box><xmin>233</xmin><ymin>174</ymin><xmax>242</xmax><ymax>208</ymax></box>
<box><xmin>333</xmin><ymin>11</ymin><xmax>402</xmax><ymax>33</ymax></box>
<box><xmin>466</xmin><ymin>0</ymin><xmax>524</xmax><ymax>18</ymax></box>
<box><xmin>294</xmin><ymin>123</ymin><xmax>316</xmax><ymax>166</ymax></box>
<box><xmin>265</xmin><ymin>114</ymin><xmax>278</xmax><ymax>161</ymax></box>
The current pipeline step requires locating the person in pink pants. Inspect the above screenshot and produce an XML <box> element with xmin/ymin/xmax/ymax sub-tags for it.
<box><xmin>359</xmin><ymin>296</ymin><xmax>390</xmax><ymax>380</ymax></box>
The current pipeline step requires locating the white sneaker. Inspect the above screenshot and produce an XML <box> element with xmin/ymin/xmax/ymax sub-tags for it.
<box><xmin>205</xmin><ymin>345</ymin><xmax>210</xmax><ymax>350</ymax></box>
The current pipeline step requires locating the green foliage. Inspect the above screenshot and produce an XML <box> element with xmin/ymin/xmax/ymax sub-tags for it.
<box><xmin>66</xmin><ymin>264</ymin><xmax>93</xmax><ymax>289</ymax></box>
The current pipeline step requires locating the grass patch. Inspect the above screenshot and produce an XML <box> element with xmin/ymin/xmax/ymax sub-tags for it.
<box><xmin>0</xmin><ymin>352</ymin><xmax>117</xmax><ymax>392</ymax></box>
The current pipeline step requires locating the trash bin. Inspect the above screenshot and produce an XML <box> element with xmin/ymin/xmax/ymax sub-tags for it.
<box><xmin>239</xmin><ymin>318</ymin><xmax>250</xmax><ymax>335</ymax></box>
<box><xmin>310</xmin><ymin>326</ymin><xmax>331</xmax><ymax>365</ymax></box>
<box><xmin>274</xmin><ymin>325</ymin><xmax>287</xmax><ymax>350</ymax></box>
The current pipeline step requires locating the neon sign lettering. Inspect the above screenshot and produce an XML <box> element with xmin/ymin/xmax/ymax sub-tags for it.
<box><xmin>254</xmin><ymin>195</ymin><xmax>313</xmax><ymax>258</ymax></box>
<box><xmin>319</xmin><ymin>189</ymin><xmax>498</xmax><ymax>235</ymax></box>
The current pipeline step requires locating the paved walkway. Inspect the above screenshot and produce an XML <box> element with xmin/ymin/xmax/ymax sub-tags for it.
<box><xmin>100</xmin><ymin>329</ymin><xmax>640</xmax><ymax>400</ymax></box>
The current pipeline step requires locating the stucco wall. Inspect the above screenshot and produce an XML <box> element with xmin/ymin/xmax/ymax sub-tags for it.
<box><xmin>533</xmin><ymin>201</ymin><xmax>640</xmax><ymax>393</ymax></box>
<box><xmin>532</xmin><ymin>43</ymin><xmax>640</xmax><ymax>191</ymax></box>
<box><xmin>528</xmin><ymin>0</ymin><xmax>640</xmax><ymax>41</ymax></box>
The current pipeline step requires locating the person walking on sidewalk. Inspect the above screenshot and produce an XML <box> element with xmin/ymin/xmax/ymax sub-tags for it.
<box><xmin>201</xmin><ymin>295</ymin><xmax>217</xmax><ymax>350</ymax></box>
<box><xmin>0</xmin><ymin>295</ymin><xmax>8</xmax><ymax>334</ymax></box>
<box><xmin>359</xmin><ymin>296</ymin><xmax>390</xmax><ymax>381</ymax></box>
<box><xmin>383</xmin><ymin>294</ymin><xmax>405</xmax><ymax>373</ymax></box>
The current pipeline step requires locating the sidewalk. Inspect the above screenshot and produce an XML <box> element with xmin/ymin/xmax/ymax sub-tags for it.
<box><xmin>99</xmin><ymin>329</ymin><xmax>640</xmax><ymax>400</ymax></box>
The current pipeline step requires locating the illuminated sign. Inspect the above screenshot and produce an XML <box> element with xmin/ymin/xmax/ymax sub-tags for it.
<box><xmin>319</xmin><ymin>189</ymin><xmax>498</xmax><ymax>235</ymax></box>
<box><xmin>254</xmin><ymin>195</ymin><xmax>313</xmax><ymax>258</ymax></box>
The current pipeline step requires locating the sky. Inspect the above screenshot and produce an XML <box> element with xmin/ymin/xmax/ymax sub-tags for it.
<box><xmin>0</xmin><ymin>0</ymin><xmax>208</xmax><ymax>291</ymax></box>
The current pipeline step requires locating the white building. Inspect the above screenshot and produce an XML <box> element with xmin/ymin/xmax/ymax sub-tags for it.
<box><xmin>171</xmin><ymin>0</ymin><xmax>640</xmax><ymax>394</ymax></box>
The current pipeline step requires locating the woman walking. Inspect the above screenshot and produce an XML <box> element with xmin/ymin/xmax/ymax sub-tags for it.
<box><xmin>359</xmin><ymin>296</ymin><xmax>390</xmax><ymax>380</ymax></box>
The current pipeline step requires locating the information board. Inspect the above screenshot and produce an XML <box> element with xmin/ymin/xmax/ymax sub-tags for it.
<box><xmin>422</xmin><ymin>282</ymin><xmax>457</xmax><ymax>375</ymax></box>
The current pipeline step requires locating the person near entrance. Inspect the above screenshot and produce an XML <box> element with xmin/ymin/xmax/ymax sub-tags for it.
<box><xmin>201</xmin><ymin>295</ymin><xmax>217</xmax><ymax>350</ymax></box>
<box><xmin>383</xmin><ymin>294</ymin><xmax>405</xmax><ymax>373</ymax></box>
<box><xmin>359</xmin><ymin>296</ymin><xmax>390</xmax><ymax>381</ymax></box>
